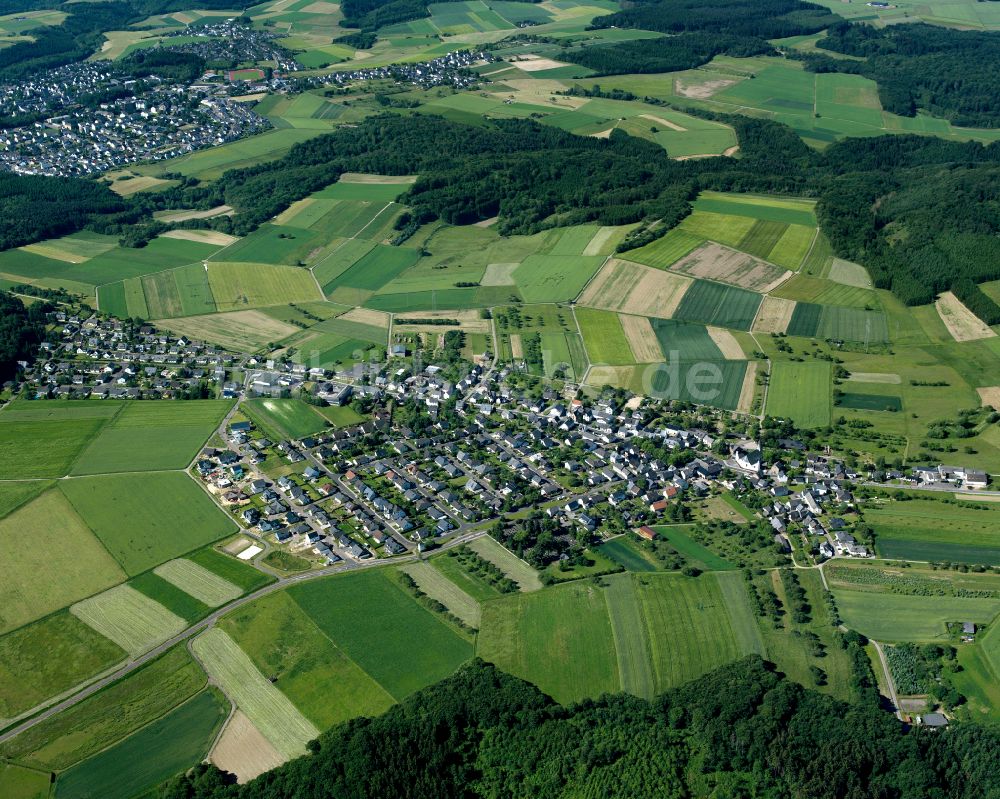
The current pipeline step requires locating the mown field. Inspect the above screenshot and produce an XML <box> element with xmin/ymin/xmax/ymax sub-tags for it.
<box><xmin>867</xmin><ymin>499</ymin><xmax>1000</xmax><ymax>565</ymax></box>
<box><xmin>242</xmin><ymin>397</ymin><xmax>330</xmax><ymax>441</ymax></box>
<box><xmin>765</xmin><ymin>361</ymin><xmax>832</xmax><ymax>428</ymax></box>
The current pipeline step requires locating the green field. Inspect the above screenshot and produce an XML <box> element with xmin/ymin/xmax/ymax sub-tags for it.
<box><xmin>834</xmin><ymin>589</ymin><xmax>1000</xmax><ymax>642</ymax></box>
<box><xmin>477</xmin><ymin>580</ymin><xmax>620</xmax><ymax>704</ymax></box>
<box><xmin>70</xmin><ymin>400</ymin><xmax>230</xmax><ymax>475</ymax></box>
<box><xmin>328</xmin><ymin>244</ymin><xmax>421</xmax><ymax>293</ymax></box>
<box><xmin>645</xmin><ymin>359</ymin><xmax>748</xmax><ymax>410</ymax></box>
<box><xmin>207</xmin><ymin>262</ymin><xmax>321</xmax><ymax>310</ymax></box>
<box><xmin>191</xmin><ymin>628</ymin><xmax>319</xmax><ymax>758</ymax></box>
<box><xmin>0</xmin><ymin>611</ymin><xmax>125</xmax><ymax>720</ymax></box>
<box><xmin>428</xmin><ymin>552</ymin><xmax>503</xmax><ymax>602</ymax></box>
<box><xmin>672</xmin><ymin>279</ymin><xmax>762</xmax><ymax>331</ymax></box>
<box><xmin>867</xmin><ymin>500</ymin><xmax>1000</xmax><ymax>565</ymax></box>
<box><xmin>54</xmin><ymin>689</ymin><xmax>227</xmax><ymax>799</ymax></box>
<box><xmin>0</xmin><ymin>479</ymin><xmax>51</xmax><ymax>520</ymax></box>
<box><xmin>71</xmin><ymin>584</ymin><xmax>186</xmax><ymax>657</ymax></box>
<box><xmin>0</xmin><ymin>489</ymin><xmax>126</xmax><ymax>635</ymax></box>
<box><xmin>242</xmin><ymin>397</ymin><xmax>329</xmax><ymax>440</ymax></box>
<box><xmin>467</xmin><ymin>536</ymin><xmax>543</xmax><ymax>591</ymax></box>
<box><xmin>599</xmin><ymin>535</ymin><xmax>659</xmax><ymax>572</ymax></box>
<box><xmin>837</xmin><ymin>392</ymin><xmax>902</xmax><ymax>412</ymax></box>
<box><xmin>129</xmin><ymin>570</ymin><xmax>211</xmax><ymax>624</ymax></box>
<box><xmin>153</xmin><ymin>558</ymin><xmax>242</xmax><ymax>607</ymax></box>
<box><xmin>603</xmin><ymin>573</ymin><xmax>656</xmax><ymax>699</ymax></box>
<box><xmin>0</xmin><ymin>763</ymin><xmax>49</xmax><ymax>799</ymax></box>
<box><xmin>626</xmin><ymin>228</ymin><xmax>705</xmax><ymax>270</ymax></box>
<box><xmin>765</xmin><ymin>361</ymin><xmax>832</xmax><ymax>427</ymax></box>
<box><xmin>219</xmin><ymin>590</ymin><xmax>394</xmax><ymax>730</ymax></box>
<box><xmin>652</xmin><ymin>525</ymin><xmax>735</xmax><ymax>571</ymax></box>
<box><xmin>0</xmin><ymin>645</ymin><xmax>206</xmax><ymax>771</ymax></box>
<box><xmin>289</xmin><ymin>569</ymin><xmax>473</xmax><ymax>699</ymax></box>
<box><xmin>694</xmin><ymin>193</ymin><xmax>817</xmax><ymax>227</ymax></box>
<box><xmin>400</xmin><ymin>561</ymin><xmax>481</xmax><ymax>628</ymax></box>
<box><xmin>514</xmin><ymin>254</ymin><xmax>605</xmax><ymax>303</ymax></box>
<box><xmin>650</xmin><ymin>318</ymin><xmax>724</xmax><ymax>361</ymax></box>
<box><xmin>59</xmin><ymin>472</ymin><xmax>237</xmax><ymax>575</ymax></box>
<box><xmin>575</xmin><ymin>307</ymin><xmax>635</xmax><ymax>365</ymax></box>
<box><xmin>188</xmin><ymin>546</ymin><xmax>274</xmax><ymax>593</ymax></box>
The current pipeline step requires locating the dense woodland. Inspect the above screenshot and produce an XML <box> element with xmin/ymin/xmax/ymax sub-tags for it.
<box><xmin>340</xmin><ymin>0</ymin><xmax>539</xmax><ymax>31</ymax></box>
<box><xmin>160</xmin><ymin>657</ymin><xmax>1000</xmax><ymax>799</ymax></box>
<box><xmin>0</xmin><ymin>291</ymin><xmax>51</xmax><ymax>383</ymax></box>
<box><xmin>804</xmin><ymin>22</ymin><xmax>1000</xmax><ymax>128</ymax></box>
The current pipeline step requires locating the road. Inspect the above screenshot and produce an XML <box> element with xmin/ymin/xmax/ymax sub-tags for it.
<box><xmin>0</xmin><ymin>529</ymin><xmax>486</xmax><ymax>745</ymax></box>
<box><xmin>871</xmin><ymin>639</ymin><xmax>903</xmax><ymax>721</ymax></box>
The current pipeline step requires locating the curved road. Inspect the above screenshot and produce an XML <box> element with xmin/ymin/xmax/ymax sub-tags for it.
<box><xmin>0</xmin><ymin>530</ymin><xmax>485</xmax><ymax>745</ymax></box>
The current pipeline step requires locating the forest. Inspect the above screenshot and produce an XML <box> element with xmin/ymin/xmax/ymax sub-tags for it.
<box><xmin>802</xmin><ymin>22</ymin><xmax>1000</xmax><ymax>128</ymax></box>
<box><xmin>0</xmin><ymin>291</ymin><xmax>51</xmax><ymax>383</ymax></box>
<box><xmin>160</xmin><ymin>656</ymin><xmax>1000</xmax><ymax>799</ymax></box>
<box><xmin>339</xmin><ymin>0</ymin><xmax>539</xmax><ymax>31</ymax></box>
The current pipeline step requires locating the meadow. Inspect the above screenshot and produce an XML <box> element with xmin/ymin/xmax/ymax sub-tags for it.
<box><xmin>400</xmin><ymin>561</ymin><xmax>482</xmax><ymax>628</ymax></box>
<box><xmin>207</xmin><ymin>262</ymin><xmax>321</xmax><ymax>311</ymax></box>
<box><xmin>59</xmin><ymin>472</ymin><xmax>237</xmax><ymax>576</ymax></box>
<box><xmin>130</xmin><ymin>571</ymin><xmax>212</xmax><ymax>623</ymax></box>
<box><xmin>71</xmin><ymin>584</ymin><xmax>187</xmax><ymax>657</ymax></box>
<box><xmin>0</xmin><ymin>401</ymin><xmax>118</xmax><ymax>479</ymax></box>
<box><xmin>242</xmin><ymin>398</ymin><xmax>330</xmax><ymax>441</ymax></box>
<box><xmin>603</xmin><ymin>573</ymin><xmax>656</xmax><ymax>699</ymax></box>
<box><xmin>219</xmin><ymin>590</ymin><xmax>394</xmax><ymax>730</ymax></box>
<box><xmin>192</xmin><ymin>628</ymin><xmax>319</xmax><ymax>759</ymax></box>
<box><xmin>866</xmin><ymin>499</ymin><xmax>1000</xmax><ymax>564</ymax></box>
<box><xmin>575</xmin><ymin>307</ymin><xmax>635</xmax><ymax>365</ymax></box>
<box><xmin>53</xmin><ymin>689</ymin><xmax>227</xmax><ymax>799</ymax></box>
<box><xmin>153</xmin><ymin>559</ymin><xmax>242</xmax><ymax>607</ymax></box>
<box><xmin>765</xmin><ymin>361</ymin><xmax>832</xmax><ymax>428</ymax></box>
<box><xmin>833</xmin><ymin>589</ymin><xmax>1000</xmax><ymax>642</ymax></box>
<box><xmin>428</xmin><ymin>551</ymin><xmax>504</xmax><ymax>602</ymax></box>
<box><xmin>598</xmin><ymin>535</ymin><xmax>660</xmax><ymax>572</ymax></box>
<box><xmin>467</xmin><ymin>536</ymin><xmax>543</xmax><ymax>591</ymax></box>
<box><xmin>289</xmin><ymin>569</ymin><xmax>474</xmax><ymax>699</ymax></box>
<box><xmin>0</xmin><ymin>489</ymin><xmax>126</xmax><ymax>635</ymax></box>
<box><xmin>652</xmin><ymin>525</ymin><xmax>735</xmax><ymax>571</ymax></box>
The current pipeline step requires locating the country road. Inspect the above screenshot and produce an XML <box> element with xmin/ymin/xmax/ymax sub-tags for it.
<box><xmin>871</xmin><ymin>639</ymin><xmax>903</xmax><ymax>721</ymax></box>
<box><xmin>0</xmin><ymin>529</ymin><xmax>486</xmax><ymax>745</ymax></box>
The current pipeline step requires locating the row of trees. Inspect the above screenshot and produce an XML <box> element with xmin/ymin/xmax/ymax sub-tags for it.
<box><xmin>161</xmin><ymin>656</ymin><xmax>1000</xmax><ymax>799</ymax></box>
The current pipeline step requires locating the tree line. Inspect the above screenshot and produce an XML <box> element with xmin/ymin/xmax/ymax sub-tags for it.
<box><xmin>160</xmin><ymin>655</ymin><xmax>1000</xmax><ymax>799</ymax></box>
<box><xmin>340</xmin><ymin>0</ymin><xmax>540</xmax><ymax>32</ymax></box>
<box><xmin>0</xmin><ymin>291</ymin><xmax>51</xmax><ymax>383</ymax></box>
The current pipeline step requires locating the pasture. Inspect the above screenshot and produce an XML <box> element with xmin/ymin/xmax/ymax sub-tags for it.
<box><xmin>192</xmin><ymin>628</ymin><xmax>319</xmax><ymax>759</ymax></box>
<box><xmin>207</xmin><ymin>262</ymin><xmax>321</xmax><ymax>311</ymax></box>
<box><xmin>400</xmin><ymin>561</ymin><xmax>481</xmax><ymax>628</ymax></box>
<box><xmin>70</xmin><ymin>400</ymin><xmax>229</xmax><ymax>474</ymax></box>
<box><xmin>765</xmin><ymin>361</ymin><xmax>832</xmax><ymax>428</ymax></box>
<box><xmin>290</xmin><ymin>570</ymin><xmax>473</xmax><ymax>699</ymax></box>
<box><xmin>603</xmin><ymin>573</ymin><xmax>656</xmax><ymax>699</ymax></box>
<box><xmin>53</xmin><ymin>689</ymin><xmax>227</xmax><ymax>799</ymax></box>
<box><xmin>833</xmin><ymin>589</ymin><xmax>1000</xmax><ymax>642</ymax></box>
<box><xmin>242</xmin><ymin>398</ymin><xmax>329</xmax><ymax>441</ymax></box>
<box><xmin>599</xmin><ymin>535</ymin><xmax>659</xmax><ymax>572</ymax></box>
<box><xmin>867</xmin><ymin>499</ymin><xmax>1000</xmax><ymax>565</ymax></box>
<box><xmin>467</xmin><ymin>536</ymin><xmax>543</xmax><ymax>591</ymax></box>
<box><xmin>477</xmin><ymin>580</ymin><xmax>620</xmax><ymax>704</ymax></box>
<box><xmin>219</xmin><ymin>591</ymin><xmax>393</xmax><ymax>730</ymax></box>
<box><xmin>71</xmin><ymin>584</ymin><xmax>186</xmax><ymax>657</ymax></box>
<box><xmin>0</xmin><ymin>401</ymin><xmax>118</xmax><ymax>479</ymax></box>
<box><xmin>513</xmin><ymin>254</ymin><xmax>606</xmax><ymax>304</ymax></box>
<box><xmin>154</xmin><ymin>559</ymin><xmax>242</xmax><ymax>607</ymax></box>
<box><xmin>59</xmin><ymin>472</ymin><xmax>237</xmax><ymax>576</ymax></box>
<box><xmin>0</xmin><ymin>611</ymin><xmax>125</xmax><ymax>721</ymax></box>
<box><xmin>0</xmin><ymin>645</ymin><xmax>206</xmax><ymax>771</ymax></box>
<box><xmin>626</xmin><ymin>228</ymin><xmax>704</xmax><ymax>270</ymax></box>
<box><xmin>672</xmin><ymin>279</ymin><xmax>762</xmax><ymax>331</ymax></box>
<box><xmin>0</xmin><ymin>489</ymin><xmax>126</xmax><ymax>635</ymax></box>
<box><xmin>575</xmin><ymin>307</ymin><xmax>635</xmax><ymax>365</ymax></box>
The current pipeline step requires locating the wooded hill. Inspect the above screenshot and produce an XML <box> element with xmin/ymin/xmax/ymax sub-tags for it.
<box><xmin>161</xmin><ymin>656</ymin><xmax>1000</xmax><ymax>799</ymax></box>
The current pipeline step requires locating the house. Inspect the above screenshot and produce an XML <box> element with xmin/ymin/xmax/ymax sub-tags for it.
<box><xmin>636</xmin><ymin>525</ymin><xmax>656</xmax><ymax>541</ymax></box>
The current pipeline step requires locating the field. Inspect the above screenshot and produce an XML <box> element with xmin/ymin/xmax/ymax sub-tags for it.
<box><xmin>209</xmin><ymin>711</ymin><xmax>285</xmax><ymax>784</ymax></box>
<box><xmin>652</xmin><ymin>525</ymin><xmax>735</xmax><ymax>571</ymax></box>
<box><xmin>400</xmin><ymin>561</ymin><xmax>481</xmax><ymax>628</ymax></box>
<box><xmin>936</xmin><ymin>291</ymin><xmax>997</xmax><ymax>342</ymax></box>
<box><xmin>765</xmin><ymin>361</ymin><xmax>832</xmax><ymax>428</ymax></box>
<box><xmin>753</xmin><ymin>295</ymin><xmax>797</xmax><ymax>334</ymax></box>
<box><xmin>0</xmin><ymin>489</ymin><xmax>126</xmax><ymax>635</ymax></box>
<box><xmin>219</xmin><ymin>591</ymin><xmax>394</xmax><ymax>730</ymax></box>
<box><xmin>574</xmin><ymin>307</ymin><xmax>635</xmax><ymax>365</ymax></box>
<box><xmin>867</xmin><ymin>499</ymin><xmax>1000</xmax><ymax>564</ymax></box>
<box><xmin>53</xmin><ymin>689</ymin><xmax>227</xmax><ymax>799</ymax></box>
<box><xmin>512</xmin><ymin>254</ymin><xmax>605</xmax><ymax>303</ymax></box>
<box><xmin>650</xmin><ymin>318</ymin><xmax>726</xmax><ymax>361</ymax></box>
<box><xmin>603</xmin><ymin>573</ymin><xmax>656</xmax><ymax>699</ymax></box>
<box><xmin>59</xmin><ymin>472</ymin><xmax>237</xmax><ymax>575</ymax></box>
<box><xmin>192</xmin><ymin>628</ymin><xmax>319</xmax><ymax>759</ymax></box>
<box><xmin>70</xmin><ymin>400</ymin><xmax>230</xmax><ymax>475</ymax></box>
<box><xmin>476</xmin><ymin>580</ymin><xmax>620</xmax><ymax>704</ymax></box>
<box><xmin>669</xmin><ymin>243</ymin><xmax>789</xmax><ymax>292</ymax></box>
<box><xmin>0</xmin><ymin>764</ymin><xmax>49</xmax><ymax>799</ymax></box>
<box><xmin>157</xmin><ymin>309</ymin><xmax>300</xmax><ymax>351</ymax></box>
<box><xmin>207</xmin><ymin>262</ymin><xmax>321</xmax><ymax>311</ymax></box>
<box><xmin>467</xmin><ymin>536</ymin><xmax>543</xmax><ymax>591</ymax></box>
<box><xmin>153</xmin><ymin>558</ymin><xmax>242</xmax><ymax>607</ymax></box>
<box><xmin>576</xmin><ymin>258</ymin><xmax>692</xmax><ymax>317</ymax></box>
<box><xmin>0</xmin><ymin>611</ymin><xmax>125</xmax><ymax>721</ymax></box>
<box><xmin>242</xmin><ymin>398</ymin><xmax>329</xmax><ymax>441</ymax></box>
<box><xmin>0</xmin><ymin>401</ymin><xmax>118</xmax><ymax>479</ymax></box>
<box><xmin>672</xmin><ymin>279</ymin><xmax>762</xmax><ymax>331</ymax></box>
<box><xmin>625</xmin><ymin>228</ymin><xmax>704</xmax><ymax>270</ymax></box>
<box><xmin>428</xmin><ymin>552</ymin><xmax>503</xmax><ymax>602</ymax></box>
<box><xmin>619</xmin><ymin>314</ymin><xmax>663</xmax><ymax>362</ymax></box>
<box><xmin>0</xmin><ymin>645</ymin><xmax>206</xmax><ymax>771</ymax></box>
<box><xmin>834</xmin><ymin>590</ymin><xmax>1000</xmax><ymax>642</ymax></box>
<box><xmin>589</xmin><ymin>360</ymin><xmax>749</xmax><ymax>410</ymax></box>
<box><xmin>71</xmin><ymin>584</ymin><xmax>186</xmax><ymax>657</ymax></box>
<box><xmin>289</xmin><ymin>569</ymin><xmax>473</xmax><ymax>699</ymax></box>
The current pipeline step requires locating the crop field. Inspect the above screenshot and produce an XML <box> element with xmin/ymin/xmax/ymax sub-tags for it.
<box><xmin>867</xmin><ymin>500</ymin><xmax>1000</xmax><ymax>565</ymax></box>
<box><xmin>837</xmin><ymin>392</ymin><xmax>902</xmax><ymax>412</ymax></box>
<box><xmin>313</xmin><ymin>240</ymin><xmax>376</xmax><ymax>292</ymax></box>
<box><xmin>0</xmin><ymin>489</ymin><xmax>126</xmax><ymax>635</ymax></box>
<box><xmin>575</xmin><ymin>307</ymin><xmax>635</xmax><ymax>365</ymax></box>
<box><xmin>400</xmin><ymin>562</ymin><xmax>481</xmax><ymax>628</ymax></box>
<box><xmin>602</xmin><ymin>574</ymin><xmax>656</xmax><ymax>699</ymax></box>
<box><xmin>767</xmin><ymin>224</ymin><xmax>818</xmax><ymax>270</ymax></box>
<box><xmin>214</xmin><ymin>224</ymin><xmax>322</xmax><ymax>267</ymax></box>
<box><xmin>774</xmin><ymin>273</ymin><xmax>881</xmax><ymax>309</ymax></box>
<box><xmin>477</xmin><ymin>581</ymin><xmax>620</xmax><ymax>704</ymax></box>
<box><xmin>593</xmin><ymin>360</ymin><xmax>748</xmax><ymax>410</ymax></box>
<box><xmin>672</xmin><ymin>279</ymin><xmax>762</xmax><ymax>330</ymax></box>
<box><xmin>242</xmin><ymin>398</ymin><xmax>329</xmax><ymax>441</ymax></box>
<box><xmin>54</xmin><ymin>689</ymin><xmax>227</xmax><ymax>799</ymax></box>
<box><xmin>0</xmin><ymin>479</ymin><xmax>52</xmax><ymax>520</ymax></box>
<box><xmin>70</xmin><ymin>400</ymin><xmax>229</xmax><ymax>474</ymax></box>
<box><xmin>599</xmin><ymin>535</ymin><xmax>659</xmax><ymax>572</ymax></box>
<box><xmin>59</xmin><ymin>472</ymin><xmax>236</xmax><ymax>576</ymax></box>
<box><xmin>207</xmin><ymin>262</ymin><xmax>321</xmax><ymax>310</ymax></box>
<box><xmin>625</xmin><ymin>228</ymin><xmax>704</xmax><ymax>270</ymax></box>
<box><xmin>669</xmin><ymin>243</ymin><xmax>789</xmax><ymax>292</ymax></box>
<box><xmin>513</xmin><ymin>254</ymin><xmax>605</xmax><ymax>303</ymax></box>
<box><xmin>834</xmin><ymin>589</ymin><xmax>1000</xmax><ymax>642</ymax></box>
<box><xmin>77</xmin><ymin>236</ymin><xmax>221</xmax><ymax>285</ymax></box>
<box><xmin>467</xmin><ymin>536</ymin><xmax>543</xmax><ymax>591</ymax></box>
<box><xmin>694</xmin><ymin>192</ymin><xmax>817</xmax><ymax>227</ymax></box>
<box><xmin>752</xmin><ymin>295</ymin><xmax>797</xmax><ymax>334</ymax></box>
<box><xmin>219</xmin><ymin>591</ymin><xmax>393</xmax><ymax>730</ymax></box>
<box><xmin>677</xmin><ymin>210</ymin><xmax>756</xmax><ymax>248</ymax></box>
<box><xmin>209</xmin><ymin>710</ymin><xmax>285</xmax><ymax>785</ymax></box>
<box><xmin>192</xmin><ymin>628</ymin><xmax>319</xmax><ymax>759</ymax></box>
<box><xmin>0</xmin><ymin>611</ymin><xmax>125</xmax><ymax>721</ymax></box>
<box><xmin>0</xmin><ymin>401</ymin><xmax>118</xmax><ymax>479</ymax></box>
<box><xmin>638</xmin><ymin>573</ymin><xmax>755</xmax><ymax>693</ymax></box>
<box><xmin>619</xmin><ymin>314</ymin><xmax>664</xmax><ymax>362</ymax></box>
<box><xmin>328</xmin><ymin>244</ymin><xmax>421</xmax><ymax>294</ymax></box>
<box><xmin>765</xmin><ymin>361</ymin><xmax>832</xmax><ymax>427</ymax></box>
<box><xmin>154</xmin><ymin>559</ymin><xmax>242</xmax><ymax>607</ymax></box>
<box><xmin>785</xmin><ymin>301</ymin><xmax>890</xmax><ymax>343</ymax></box>
<box><xmin>577</xmin><ymin>258</ymin><xmax>692</xmax><ymax>317</ymax></box>
<box><xmin>127</xmin><ymin>571</ymin><xmax>210</xmax><ymax>624</ymax></box>
<box><xmin>157</xmin><ymin>309</ymin><xmax>300</xmax><ymax>352</ymax></box>
<box><xmin>0</xmin><ymin>645</ymin><xmax>207</xmax><ymax>771</ymax></box>
<box><xmin>290</xmin><ymin>570</ymin><xmax>473</xmax><ymax>699</ymax></box>
<box><xmin>650</xmin><ymin>318</ymin><xmax>724</xmax><ymax>361</ymax></box>
<box><xmin>188</xmin><ymin>547</ymin><xmax>273</xmax><ymax>594</ymax></box>
<box><xmin>71</xmin><ymin>584</ymin><xmax>186</xmax><ymax>657</ymax></box>
<box><xmin>0</xmin><ymin>763</ymin><xmax>49</xmax><ymax>799</ymax></box>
